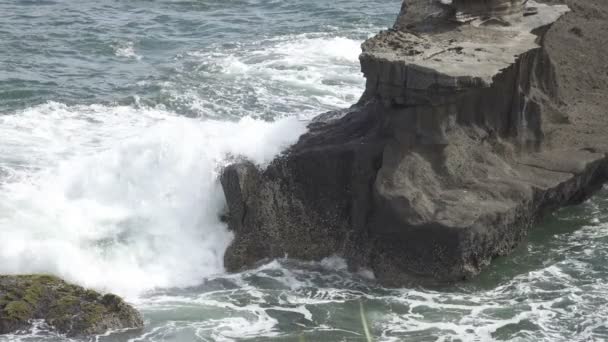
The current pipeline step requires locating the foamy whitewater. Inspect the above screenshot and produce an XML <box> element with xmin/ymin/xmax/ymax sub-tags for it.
<box><xmin>0</xmin><ymin>102</ymin><xmax>305</xmax><ymax>296</ymax></box>
<box><xmin>2</xmin><ymin>0</ymin><xmax>608</xmax><ymax>341</ymax></box>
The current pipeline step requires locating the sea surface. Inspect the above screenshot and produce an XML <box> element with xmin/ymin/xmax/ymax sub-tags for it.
<box><xmin>1</xmin><ymin>0</ymin><xmax>607</xmax><ymax>341</ymax></box>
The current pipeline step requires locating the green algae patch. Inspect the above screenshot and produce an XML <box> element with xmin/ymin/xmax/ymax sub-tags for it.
<box><xmin>5</xmin><ymin>300</ymin><xmax>32</xmax><ymax>321</ymax></box>
<box><xmin>0</xmin><ymin>275</ymin><xmax>143</xmax><ymax>336</ymax></box>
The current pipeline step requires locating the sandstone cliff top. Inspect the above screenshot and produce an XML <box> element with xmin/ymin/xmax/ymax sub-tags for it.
<box><xmin>362</xmin><ymin>0</ymin><xmax>569</xmax><ymax>87</ymax></box>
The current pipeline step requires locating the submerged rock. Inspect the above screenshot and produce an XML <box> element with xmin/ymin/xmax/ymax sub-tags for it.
<box><xmin>0</xmin><ymin>275</ymin><xmax>143</xmax><ymax>337</ymax></box>
<box><xmin>220</xmin><ymin>0</ymin><xmax>608</xmax><ymax>285</ymax></box>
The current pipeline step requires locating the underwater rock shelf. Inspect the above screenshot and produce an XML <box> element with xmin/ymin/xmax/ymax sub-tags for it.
<box><xmin>220</xmin><ymin>0</ymin><xmax>608</xmax><ymax>285</ymax></box>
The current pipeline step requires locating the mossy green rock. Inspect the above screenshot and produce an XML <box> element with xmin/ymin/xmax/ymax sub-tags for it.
<box><xmin>0</xmin><ymin>275</ymin><xmax>143</xmax><ymax>336</ymax></box>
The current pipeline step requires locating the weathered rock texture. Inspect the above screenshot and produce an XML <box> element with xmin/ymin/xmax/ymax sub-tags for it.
<box><xmin>0</xmin><ymin>275</ymin><xmax>143</xmax><ymax>336</ymax></box>
<box><xmin>220</xmin><ymin>0</ymin><xmax>608</xmax><ymax>285</ymax></box>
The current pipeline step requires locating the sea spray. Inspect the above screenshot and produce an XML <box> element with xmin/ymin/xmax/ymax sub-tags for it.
<box><xmin>0</xmin><ymin>102</ymin><xmax>306</xmax><ymax>297</ymax></box>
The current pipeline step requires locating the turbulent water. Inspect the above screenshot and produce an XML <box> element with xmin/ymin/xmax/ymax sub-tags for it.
<box><xmin>0</xmin><ymin>0</ymin><xmax>607</xmax><ymax>341</ymax></box>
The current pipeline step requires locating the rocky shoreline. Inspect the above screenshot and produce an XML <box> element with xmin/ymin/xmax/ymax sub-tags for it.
<box><xmin>0</xmin><ymin>275</ymin><xmax>142</xmax><ymax>337</ymax></box>
<box><xmin>221</xmin><ymin>0</ymin><xmax>608</xmax><ymax>285</ymax></box>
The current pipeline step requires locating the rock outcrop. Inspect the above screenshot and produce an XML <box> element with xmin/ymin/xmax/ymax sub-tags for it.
<box><xmin>220</xmin><ymin>0</ymin><xmax>608</xmax><ymax>285</ymax></box>
<box><xmin>0</xmin><ymin>275</ymin><xmax>143</xmax><ymax>337</ymax></box>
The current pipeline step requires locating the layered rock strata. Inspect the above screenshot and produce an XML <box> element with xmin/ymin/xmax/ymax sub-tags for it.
<box><xmin>220</xmin><ymin>0</ymin><xmax>608</xmax><ymax>285</ymax></box>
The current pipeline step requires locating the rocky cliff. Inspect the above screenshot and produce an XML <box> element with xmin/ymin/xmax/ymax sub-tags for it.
<box><xmin>220</xmin><ymin>0</ymin><xmax>608</xmax><ymax>285</ymax></box>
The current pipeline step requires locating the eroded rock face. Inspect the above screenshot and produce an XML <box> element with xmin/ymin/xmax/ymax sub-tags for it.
<box><xmin>452</xmin><ymin>0</ymin><xmax>528</xmax><ymax>22</ymax></box>
<box><xmin>220</xmin><ymin>0</ymin><xmax>608</xmax><ymax>285</ymax></box>
<box><xmin>394</xmin><ymin>0</ymin><xmax>530</xmax><ymax>30</ymax></box>
<box><xmin>0</xmin><ymin>275</ymin><xmax>143</xmax><ymax>337</ymax></box>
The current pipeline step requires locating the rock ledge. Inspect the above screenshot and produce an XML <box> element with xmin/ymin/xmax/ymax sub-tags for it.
<box><xmin>0</xmin><ymin>275</ymin><xmax>143</xmax><ymax>337</ymax></box>
<box><xmin>220</xmin><ymin>0</ymin><xmax>608</xmax><ymax>285</ymax></box>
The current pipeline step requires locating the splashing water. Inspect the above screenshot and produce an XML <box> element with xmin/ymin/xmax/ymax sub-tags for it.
<box><xmin>0</xmin><ymin>102</ymin><xmax>306</xmax><ymax>297</ymax></box>
<box><xmin>2</xmin><ymin>0</ymin><xmax>608</xmax><ymax>341</ymax></box>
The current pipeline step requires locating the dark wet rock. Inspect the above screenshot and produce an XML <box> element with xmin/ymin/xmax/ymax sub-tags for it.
<box><xmin>0</xmin><ymin>275</ymin><xmax>143</xmax><ymax>337</ymax></box>
<box><xmin>220</xmin><ymin>0</ymin><xmax>608</xmax><ymax>285</ymax></box>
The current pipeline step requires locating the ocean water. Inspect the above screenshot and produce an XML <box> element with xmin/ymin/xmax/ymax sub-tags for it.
<box><xmin>0</xmin><ymin>0</ymin><xmax>607</xmax><ymax>341</ymax></box>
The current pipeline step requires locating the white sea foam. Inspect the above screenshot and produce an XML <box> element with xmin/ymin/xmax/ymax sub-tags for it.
<box><xmin>320</xmin><ymin>255</ymin><xmax>349</xmax><ymax>271</ymax></box>
<box><xmin>0</xmin><ymin>102</ymin><xmax>306</xmax><ymax>298</ymax></box>
<box><xmin>114</xmin><ymin>41</ymin><xmax>142</xmax><ymax>60</ymax></box>
<box><xmin>181</xmin><ymin>33</ymin><xmax>365</xmax><ymax>119</ymax></box>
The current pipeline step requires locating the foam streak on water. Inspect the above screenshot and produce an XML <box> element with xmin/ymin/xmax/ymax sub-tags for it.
<box><xmin>166</xmin><ymin>32</ymin><xmax>368</xmax><ymax>120</ymax></box>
